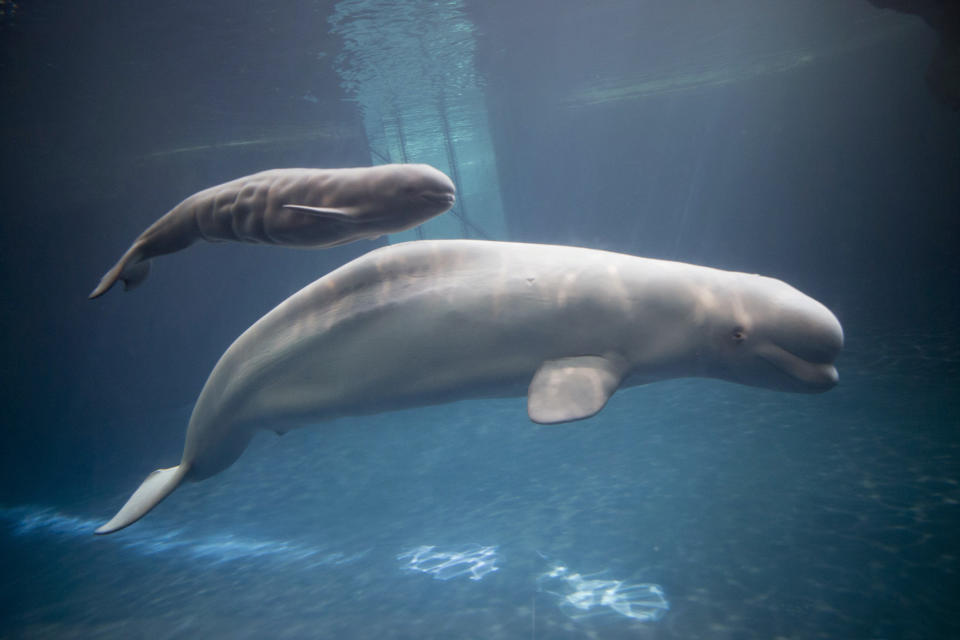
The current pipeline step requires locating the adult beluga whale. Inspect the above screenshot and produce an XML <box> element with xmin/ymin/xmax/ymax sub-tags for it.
<box><xmin>88</xmin><ymin>163</ymin><xmax>456</xmax><ymax>298</ymax></box>
<box><xmin>95</xmin><ymin>240</ymin><xmax>843</xmax><ymax>534</ymax></box>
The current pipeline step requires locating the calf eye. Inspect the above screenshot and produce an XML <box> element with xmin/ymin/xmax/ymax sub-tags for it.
<box><xmin>731</xmin><ymin>327</ymin><xmax>746</xmax><ymax>342</ymax></box>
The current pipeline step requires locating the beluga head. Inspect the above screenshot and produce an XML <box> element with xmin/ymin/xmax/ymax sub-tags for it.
<box><xmin>697</xmin><ymin>272</ymin><xmax>843</xmax><ymax>393</ymax></box>
<box><xmin>360</xmin><ymin>163</ymin><xmax>456</xmax><ymax>232</ymax></box>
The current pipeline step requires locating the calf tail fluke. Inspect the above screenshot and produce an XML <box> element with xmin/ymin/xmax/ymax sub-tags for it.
<box><xmin>89</xmin><ymin>247</ymin><xmax>151</xmax><ymax>299</ymax></box>
<box><xmin>95</xmin><ymin>464</ymin><xmax>188</xmax><ymax>534</ymax></box>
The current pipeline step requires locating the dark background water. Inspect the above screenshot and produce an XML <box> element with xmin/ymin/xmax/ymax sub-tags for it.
<box><xmin>1</xmin><ymin>1</ymin><xmax>958</xmax><ymax>638</ymax></box>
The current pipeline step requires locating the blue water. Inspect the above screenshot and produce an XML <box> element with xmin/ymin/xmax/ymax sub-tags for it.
<box><xmin>2</xmin><ymin>332</ymin><xmax>958</xmax><ymax>638</ymax></box>
<box><xmin>2</xmin><ymin>1</ymin><xmax>959</xmax><ymax>638</ymax></box>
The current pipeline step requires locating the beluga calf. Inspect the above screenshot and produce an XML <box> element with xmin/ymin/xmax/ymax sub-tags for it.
<box><xmin>88</xmin><ymin>163</ymin><xmax>456</xmax><ymax>298</ymax></box>
<box><xmin>96</xmin><ymin>240</ymin><xmax>843</xmax><ymax>534</ymax></box>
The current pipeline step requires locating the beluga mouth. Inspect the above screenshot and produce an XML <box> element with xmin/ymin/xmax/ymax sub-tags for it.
<box><xmin>757</xmin><ymin>342</ymin><xmax>839</xmax><ymax>392</ymax></box>
<box><xmin>421</xmin><ymin>191</ymin><xmax>456</xmax><ymax>206</ymax></box>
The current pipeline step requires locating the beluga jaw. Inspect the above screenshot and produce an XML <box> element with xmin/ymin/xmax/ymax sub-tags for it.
<box><xmin>95</xmin><ymin>240</ymin><xmax>843</xmax><ymax>534</ymax></box>
<box><xmin>420</xmin><ymin>190</ymin><xmax>456</xmax><ymax>207</ymax></box>
<box><xmin>362</xmin><ymin>163</ymin><xmax>456</xmax><ymax>230</ymax></box>
<box><xmin>697</xmin><ymin>272</ymin><xmax>843</xmax><ymax>394</ymax></box>
<box><xmin>760</xmin><ymin>285</ymin><xmax>842</xmax><ymax>392</ymax></box>
<box><xmin>755</xmin><ymin>339</ymin><xmax>840</xmax><ymax>392</ymax></box>
<box><xmin>411</xmin><ymin>164</ymin><xmax>456</xmax><ymax>205</ymax></box>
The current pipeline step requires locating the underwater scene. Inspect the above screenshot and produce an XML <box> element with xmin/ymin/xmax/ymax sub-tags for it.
<box><xmin>1</xmin><ymin>1</ymin><xmax>958</xmax><ymax>638</ymax></box>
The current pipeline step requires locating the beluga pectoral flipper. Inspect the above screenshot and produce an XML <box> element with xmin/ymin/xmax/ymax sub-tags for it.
<box><xmin>527</xmin><ymin>354</ymin><xmax>630</xmax><ymax>424</ymax></box>
<box><xmin>96</xmin><ymin>240</ymin><xmax>843</xmax><ymax>533</ymax></box>
<box><xmin>88</xmin><ymin>164</ymin><xmax>456</xmax><ymax>298</ymax></box>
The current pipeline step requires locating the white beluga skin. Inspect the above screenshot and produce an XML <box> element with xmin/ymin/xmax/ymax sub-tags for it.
<box><xmin>95</xmin><ymin>240</ymin><xmax>843</xmax><ymax>534</ymax></box>
<box><xmin>88</xmin><ymin>163</ymin><xmax>456</xmax><ymax>298</ymax></box>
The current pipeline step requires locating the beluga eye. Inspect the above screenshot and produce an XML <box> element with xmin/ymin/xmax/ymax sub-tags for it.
<box><xmin>731</xmin><ymin>327</ymin><xmax>746</xmax><ymax>343</ymax></box>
